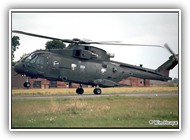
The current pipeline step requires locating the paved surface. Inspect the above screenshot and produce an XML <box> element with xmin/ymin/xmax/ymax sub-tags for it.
<box><xmin>12</xmin><ymin>92</ymin><xmax>178</xmax><ymax>100</ymax></box>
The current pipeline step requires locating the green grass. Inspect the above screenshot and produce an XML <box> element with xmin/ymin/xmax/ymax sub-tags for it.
<box><xmin>11</xmin><ymin>96</ymin><xmax>179</xmax><ymax>129</ymax></box>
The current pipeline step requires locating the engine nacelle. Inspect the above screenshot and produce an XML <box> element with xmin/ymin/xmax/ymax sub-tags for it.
<box><xmin>107</xmin><ymin>53</ymin><xmax>115</xmax><ymax>58</ymax></box>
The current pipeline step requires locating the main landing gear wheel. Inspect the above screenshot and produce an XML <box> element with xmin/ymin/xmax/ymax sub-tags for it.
<box><xmin>93</xmin><ymin>88</ymin><xmax>102</xmax><ymax>95</ymax></box>
<box><xmin>23</xmin><ymin>81</ymin><xmax>31</xmax><ymax>88</ymax></box>
<box><xmin>76</xmin><ymin>88</ymin><xmax>84</xmax><ymax>94</ymax></box>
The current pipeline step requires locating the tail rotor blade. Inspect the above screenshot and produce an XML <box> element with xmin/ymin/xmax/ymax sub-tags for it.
<box><xmin>164</xmin><ymin>43</ymin><xmax>178</xmax><ymax>61</ymax></box>
<box><xmin>164</xmin><ymin>43</ymin><xmax>176</xmax><ymax>55</ymax></box>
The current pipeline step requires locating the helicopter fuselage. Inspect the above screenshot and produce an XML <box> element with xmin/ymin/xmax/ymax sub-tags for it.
<box><xmin>14</xmin><ymin>44</ymin><xmax>173</xmax><ymax>88</ymax></box>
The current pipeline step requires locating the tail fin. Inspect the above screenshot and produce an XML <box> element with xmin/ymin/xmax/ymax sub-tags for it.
<box><xmin>156</xmin><ymin>54</ymin><xmax>178</xmax><ymax>77</ymax></box>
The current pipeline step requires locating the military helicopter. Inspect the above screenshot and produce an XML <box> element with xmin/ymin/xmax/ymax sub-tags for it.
<box><xmin>12</xmin><ymin>30</ymin><xmax>178</xmax><ymax>95</ymax></box>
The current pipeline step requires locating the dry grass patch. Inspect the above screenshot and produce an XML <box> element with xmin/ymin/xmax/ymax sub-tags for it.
<box><xmin>12</xmin><ymin>86</ymin><xmax>178</xmax><ymax>96</ymax></box>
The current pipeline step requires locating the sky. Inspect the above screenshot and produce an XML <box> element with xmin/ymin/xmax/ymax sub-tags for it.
<box><xmin>11</xmin><ymin>10</ymin><xmax>179</xmax><ymax>78</ymax></box>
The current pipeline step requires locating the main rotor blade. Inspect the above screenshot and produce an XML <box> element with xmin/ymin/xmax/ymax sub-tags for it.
<box><xmin>89</xmin><ymin>41</ymin><xmax>163</xmax><ymax>48</ymax></box>
<box><xmin>12</xmin><ymin>30</ymin><xmax>74</xmax><ymax>43</ymax></box>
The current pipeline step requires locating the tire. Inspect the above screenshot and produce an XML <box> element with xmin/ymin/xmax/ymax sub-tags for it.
<box><xmin>76</xmin><ymin>88</ymin><xmax>84</xmax><ymax>94</ymax></box>
<box><xmin>23</xmin><ymin>82</ymin><xmax>31</xmax><ymax>88</ymax></box>
<box><xmin>93</xmin><ymin>88</ymin><xmax>102</xmax><ymax>95</ymax></box>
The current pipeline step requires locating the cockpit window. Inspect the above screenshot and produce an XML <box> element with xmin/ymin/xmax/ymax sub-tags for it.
<box><xmin>25</xmin><ymin>53</ymin><xmax>37</xmax><ymax>62</ymax></box>
<box><xmin>23</xmin><ymin>52</ymin><xmax>45</xmax><ymax>65</ymax></box>
<box><xmin>30</xmin><ymin>55</ymin><xmax>38</xmax><ymax>63</ymax></box>
<box><xmin>21</xmin><ymin>54</ymin><xmax>29</xmax><ymax>60</ymax></box>
<box><xmin>36</xmin><ymin>56</ymin><xmax>45</xmax><ymax>65</ymax></box>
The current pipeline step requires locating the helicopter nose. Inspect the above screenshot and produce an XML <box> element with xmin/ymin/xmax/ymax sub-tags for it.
<box><xmin>14</xmin><ymin>61</ymin><xmax>25</xmax><ymax>74</ymax></box>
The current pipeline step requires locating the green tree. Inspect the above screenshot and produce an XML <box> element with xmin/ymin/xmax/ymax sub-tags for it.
<box><xmin>45</xmin><ymin>39</ymin><xmax>66</xmax><ymax>50</ymax></box>
<box><xmin>12</xmin><ymin>36</ymin><xmax>20</xmax><ymax>62</ymax></box>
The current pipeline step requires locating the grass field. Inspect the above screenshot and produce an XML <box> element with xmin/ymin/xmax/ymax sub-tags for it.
<box><xmin>12</xmin><ymin>86</ymin><xmax>178</xmax><ymax>95</ymax></box>
<box><xmin>11</xmin><ymin>87</ymin><xmax>179</xmax><ymax>129</ymax></box>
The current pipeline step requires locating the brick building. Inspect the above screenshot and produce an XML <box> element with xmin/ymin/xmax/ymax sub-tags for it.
<box><xmin>119</xmin><ymin>77</ymin><xmax>150</xmax><ymax>87</ymax></box>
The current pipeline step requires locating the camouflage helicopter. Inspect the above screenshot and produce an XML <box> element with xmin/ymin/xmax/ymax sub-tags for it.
<box><xmin>12</xmin><ymin>30</ymin><xmax>178</xmax><ymax>95</ymax></box>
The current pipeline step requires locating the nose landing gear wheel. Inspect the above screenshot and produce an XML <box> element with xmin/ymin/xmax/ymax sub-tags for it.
<box><xmin>76</xmin><ymin>88</ymin><xmax>84</xmax><ymax>94</ymax></box>
<box><xmin>23</xmin><ymin>82</ymin><xmax>31</xmax><ymax>88</ymax></box>
<box><xmin>93</xmin><ymin>88</ymin><xmax>102</xmax><ymax>95</ymax></box>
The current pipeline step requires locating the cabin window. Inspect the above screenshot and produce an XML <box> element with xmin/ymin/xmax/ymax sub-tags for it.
<box><xmin>75</xmin><ymin>50</ymin><xmax>81</xmax><ymax>57</ymax></box>
<box><xmin>84</xmin><ymin>46</ymin><xmax>89</xmax><ymax>50</ymax></box>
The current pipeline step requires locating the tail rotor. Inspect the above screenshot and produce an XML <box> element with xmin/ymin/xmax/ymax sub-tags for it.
<box><xmin>156</xmin><ymin>43</ymin><xmax>178</xmax><ymax>78</ymax></box>
<box><xmin>164</xmin><ymin>43</ymin><xmax>178</xmax><ymax>62</ymax></box>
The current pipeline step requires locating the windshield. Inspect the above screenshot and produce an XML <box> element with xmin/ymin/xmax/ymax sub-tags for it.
<box><xmin>21</xmin><ymin>54</ymin><xmax>29</xmax><ymax>60</ymax></box>
<box><xmin>23</xmin><ymin>53</ymin><xmax>37</xmax><ymax>62</ymax></box>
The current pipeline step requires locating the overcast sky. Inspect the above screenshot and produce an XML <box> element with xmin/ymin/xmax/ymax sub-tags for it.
<box><xmin>11</xmin><ymin>10</ymin><xmax>179</xmax><ymax>78</ymax></box>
